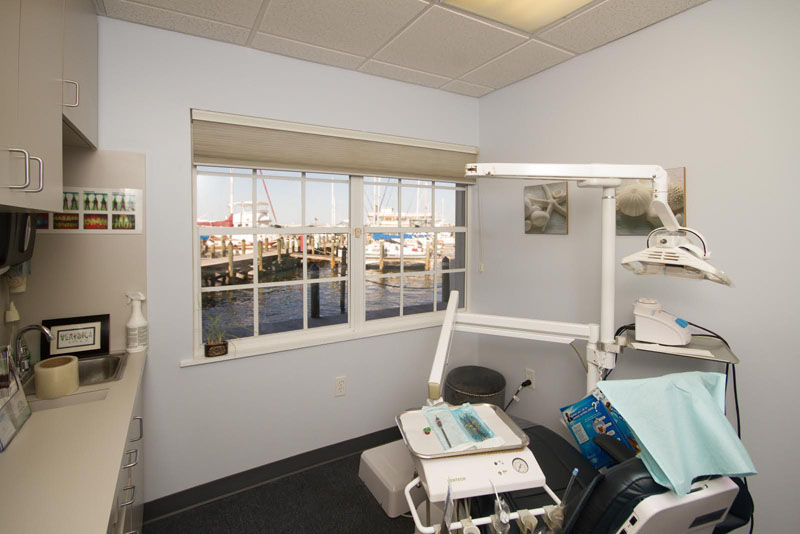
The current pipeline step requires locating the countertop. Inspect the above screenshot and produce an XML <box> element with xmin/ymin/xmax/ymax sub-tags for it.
<box><xmin>0</xmin><ymin>350</ymin><xmax>146</xmax><ymax>534</ymax></box>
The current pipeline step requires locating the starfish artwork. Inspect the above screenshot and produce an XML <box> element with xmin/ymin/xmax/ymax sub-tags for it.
<box><xmin>523</xmin><ymin>183</ymin><xmax>568</xmax><ymax>234</ymax></box>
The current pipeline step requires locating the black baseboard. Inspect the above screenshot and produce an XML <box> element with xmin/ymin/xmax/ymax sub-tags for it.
<box><xmin>143</xmin><ymin>426</ymin><xmax>401</xmax><ymax>524</ymax></box>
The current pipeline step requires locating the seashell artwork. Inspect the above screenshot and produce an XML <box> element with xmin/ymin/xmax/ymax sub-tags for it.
<box><xmin>617</xmin><ymin>182</ymin><xmax>652</xmax><ymax>217</ymax></box>
<box><xmin>616</xmin><ymin>167</ymin><xmax>686</xmax><ymax>235</ymax></box>
<box><xmin>523</xmin><ymin>183</ymin><xmax>568</xmax><ymax>234</ymax></box>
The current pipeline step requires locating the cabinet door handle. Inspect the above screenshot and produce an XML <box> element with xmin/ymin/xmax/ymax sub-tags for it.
<box><xmin>122</xmin><ymin>448</ymin><xmax>138</xmax><ymax>469</ymax></box>
<box><xmin>23</xmin><ymin>156</ymin><xmax>43</xmax><ymax>192</ymax></box>
<box><xmin>130</xmin><ymin>416</ymin><xmax>143</xmax><ymax>442</ymax></box>
<box><xmin>119</xmin><ymin>485</ymin><xmax>136</xmax><ymax>507</ymax></box>
<box><xmin>63</xmin><ymin>79</ymin><xmax>79</xmax><ymax>107</ymax></box>
<box><xmin>5</xmin><ymin>148</ymin><xmax>30</xmax><ymax>189</ymax></box>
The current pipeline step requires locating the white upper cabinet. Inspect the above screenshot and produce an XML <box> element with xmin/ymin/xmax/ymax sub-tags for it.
<box><xmin>63</xmin><ymin>0</ymin><xmax>98</xmax><ymax>149</ymax></box>
<box><xmin>0</xmin><ymin>0</ymin><xmax>65</xmax><ymax>211</ymax></box>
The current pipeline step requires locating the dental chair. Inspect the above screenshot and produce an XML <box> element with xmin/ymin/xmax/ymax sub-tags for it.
<box><xmin>470</xmin><ymin>424</ymin><xmax>753</xmax><ymax>534</ymax></box>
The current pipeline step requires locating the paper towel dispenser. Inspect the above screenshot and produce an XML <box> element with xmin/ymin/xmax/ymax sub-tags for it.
<box><xmin>0</xmin><ymin>213</ymin><xmax>37</xmax><ymax>273</ymax></box>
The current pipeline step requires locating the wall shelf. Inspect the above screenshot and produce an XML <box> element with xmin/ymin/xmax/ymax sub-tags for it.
<box><xmin>620</xmin><ymin>333</ymin><xmax>739</xmax><ymax>364</ymax></box>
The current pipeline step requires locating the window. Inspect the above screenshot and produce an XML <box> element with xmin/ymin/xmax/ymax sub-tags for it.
<box><xmin>363</xmin><ymin>177</ymin><xmax>467</xmax><ymax>320</ymax></box>
<box><xmin>193</xmin><ymin>166</ymin><xmax>468</xmax><ymax>359</ymax></box>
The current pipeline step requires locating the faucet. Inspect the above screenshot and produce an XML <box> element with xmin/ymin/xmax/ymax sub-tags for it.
<box><xmin>14</xmin><ymin>324</ymin><xmax>54</xmax><ymax>381</ymax></box>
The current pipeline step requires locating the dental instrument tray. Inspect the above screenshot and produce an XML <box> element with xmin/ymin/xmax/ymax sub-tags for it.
<box><xmin>396</xmin><ymin>403</ymin><xmax>529</xmax><ymax>459</ymax></box>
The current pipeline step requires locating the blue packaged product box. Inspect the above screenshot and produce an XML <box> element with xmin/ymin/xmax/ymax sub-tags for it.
<box><xmin>560</xmin><ymin>389</ymin><xmax>636</xmax><ymax>470</ymax></box>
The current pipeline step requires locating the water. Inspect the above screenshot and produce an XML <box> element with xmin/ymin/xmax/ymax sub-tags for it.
<box><xmin>201</xmin><ymin>265</ymin><xmax>465</xmax><ymax>341</ymax></box>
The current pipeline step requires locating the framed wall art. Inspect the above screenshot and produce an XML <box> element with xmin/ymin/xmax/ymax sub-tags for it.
<box><xmin>41</xmin><ymin>314</ymin><xmax>110</xmax><ymax>359</ymax></box>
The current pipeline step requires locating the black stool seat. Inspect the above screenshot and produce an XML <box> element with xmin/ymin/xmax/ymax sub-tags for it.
<box><xmin>444</xmin><ymin>365</ymin><xmax>506</xmax><ymax>408</ymax></box>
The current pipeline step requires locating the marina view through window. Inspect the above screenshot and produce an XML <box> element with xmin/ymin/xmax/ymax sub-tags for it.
<box><xmin>194</xmin><ymin>166</ymin><xmax>467</xmax><ymax>353</ymax></box>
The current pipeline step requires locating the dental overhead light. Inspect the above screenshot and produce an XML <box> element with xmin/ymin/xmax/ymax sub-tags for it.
<box><xmin>621</xmin><ymin>227</ymin><xmax>732</xmax><ymax>286</ymax></box>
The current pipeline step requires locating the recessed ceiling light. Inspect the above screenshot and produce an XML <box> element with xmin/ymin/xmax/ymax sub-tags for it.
<box><xmin>443</xmin><ymin>0</ymin><xmax>593</xmax><ymax>33</ymax></box>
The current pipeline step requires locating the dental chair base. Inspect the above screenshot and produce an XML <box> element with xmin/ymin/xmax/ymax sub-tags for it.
<box><xmin>615</xmin><ymin>477</ymin><xmax>738</xmax><ymax>534</ymax></box>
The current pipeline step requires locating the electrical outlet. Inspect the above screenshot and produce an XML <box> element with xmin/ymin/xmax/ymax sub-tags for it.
<box><xmin>525</xmin><ymin>368</ymin><xmax>535</xmax><ymax>389</ymax></box>
<box><xmin>335</xmin><ymin>376</ymin><xmax>346</xmax><ymax>397</ymax></box>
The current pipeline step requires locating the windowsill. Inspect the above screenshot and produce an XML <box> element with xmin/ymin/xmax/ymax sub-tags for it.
<box><xmin>179</xmin><ymin>311</ymin><xmax>449</xmax><ymax>367</ymax></box>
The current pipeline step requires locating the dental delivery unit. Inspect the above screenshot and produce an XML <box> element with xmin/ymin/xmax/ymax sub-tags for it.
<box><xmin>359</xmin><ymin>163</ymin><xmax>752</xmax><ymax>534</ymax></box>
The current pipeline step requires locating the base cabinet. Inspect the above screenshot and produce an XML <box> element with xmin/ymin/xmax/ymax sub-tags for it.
<box><xmin>107</xmin><ymin>380</ymin><xmax>144</xmax><ymax>534</ymax></box>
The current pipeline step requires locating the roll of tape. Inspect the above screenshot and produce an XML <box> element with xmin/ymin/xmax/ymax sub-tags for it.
<box><xmin>34</xmin><ymin>356</ymin><xmax>79</xmax><ymax>399</ymax></box>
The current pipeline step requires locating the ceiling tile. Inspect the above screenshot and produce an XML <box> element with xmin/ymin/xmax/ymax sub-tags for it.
<box><xmin>251</xmin><ymin>33</ymin><xmax>365</xmax><ymax>70</ymax></box>
<box><xmin>441</xmin><ymin>80</ymin><xmax>494</xmax><ymax>98</ymax></box>
<box><xmin>538</xmin><ymin>0</ymin><xmax>709</xmax><ymax>53</ymax></box>
<box><xmin>128</xmin><ymin>0</ymin><xmax>263</xmax><ymax>28</ymax></box>
<box><xmin>260</xmin><ymin>0</ymin><xmax>429</xmax><ymax>57</ymax></box>
<box><xmin>104</xmin><ymin>0</ymin><xmax>250</xmax><ymax>44</ymax></box>
<box><xmin>359</xmin><ymin>60</ymin><xmax>450</xmax><ymax>89</ymax></box>
<box><xmin>375</xmin><ymin>6</ymin><xmax>527</xmax><ymax>79</ymax></box>
<box><xmin>462</xmin><ymin>39</ymin><xmax>573</xmax><ymax>89</ymax></box>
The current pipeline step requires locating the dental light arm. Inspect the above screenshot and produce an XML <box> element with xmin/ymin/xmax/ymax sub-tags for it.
<box><xmin>427</xmin><ymin>291</ymin><xmax>600</xmax><ymax>403</ymax></box>
<box><xmin>459</xmin><ymin>163</ymin><xmax>730</xmax><ymax>390</ymax></box>
<box><xmin>466</xmin><ymin>163</ymin><xmax>680</xmax><ymax>230</ymax></box>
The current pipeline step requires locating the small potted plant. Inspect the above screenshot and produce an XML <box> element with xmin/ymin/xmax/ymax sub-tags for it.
<box><xmin>204</xmin><ymin>315</ymin><xmax>231</xmax><ymax>357</ymax></box>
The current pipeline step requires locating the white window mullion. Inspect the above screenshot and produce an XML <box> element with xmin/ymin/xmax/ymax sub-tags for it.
<box><xmin>351</xmin><ymin>176</ymin><xmax>365</xmax><ymax>331</ymax></box>
<box><xmin>252</xmin><ymin>175</ymin><xmax>259</xmax><ymax>337</ymax></box>
<box><xmin>302</xmin><ymin>173</ymin><xmax>308</xmax><ymax>330</ymax></box>
<box><xmin>398</xmin><ymin>183</ymin><xmax>404</xmax><ymax>315</ymax></box>
<box><xmin>192</xmin><ymin>166</ymin><xmax>203</xmax><ymax>350</ymax></box>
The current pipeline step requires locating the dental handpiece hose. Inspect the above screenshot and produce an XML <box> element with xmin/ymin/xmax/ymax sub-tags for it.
<box><xmin>563</xmin><ymin>468</ymin><xmax>579</xmax><ymax>503</ymax></box>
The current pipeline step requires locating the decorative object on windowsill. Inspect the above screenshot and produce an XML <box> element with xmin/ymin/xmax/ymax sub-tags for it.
<box><xmin>616</xmin><ymin>167</ymin><xmax>685</xmax><ymax>235</ymax></box>
<box><xmin>203</xmin><ymin>315</ymin><xmax>230</xmax><ymax>357</ymax></box>
<box><xmin>523</xmin><ymin>183</ymin><xmax>568</xmax><ymax>234</ymax></box>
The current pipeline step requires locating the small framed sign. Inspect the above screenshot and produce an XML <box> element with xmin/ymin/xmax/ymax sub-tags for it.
<box><xmin>41</xmin><ymin>314</ymin><xmax>110</xmax><ymax>359</ymax></box>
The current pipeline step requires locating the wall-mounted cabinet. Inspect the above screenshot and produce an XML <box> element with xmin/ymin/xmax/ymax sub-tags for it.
<box><xmin>1</xmin><ymin>0</ymin><xmax>98</xmax><ymax>212</ymax></box>
<box><xmin>63</xmin><ymin>0</ymin><xmax>98</xmax><ymax>149</ymax></box>
<box><xmin>0</xmin><ymin>0</ymin><xmax>65</xmax><ymax>212</ymax></box>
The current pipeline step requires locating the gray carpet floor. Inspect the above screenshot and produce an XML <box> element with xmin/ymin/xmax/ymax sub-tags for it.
<box><xmin>144</xmin><ymin>454</ymin><xmax>414</xmax><ymax>534</ymax></box>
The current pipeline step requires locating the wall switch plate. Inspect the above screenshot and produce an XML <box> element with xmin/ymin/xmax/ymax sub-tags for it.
<box><xmin>525</xmin><ymin>368</ymin><xmax>535</xmax><ymax>389</ymax></box>
<box><xmin>335</xmin><ymin>376</ymin><xmax>346</xmax><ymax>397</ymax></box>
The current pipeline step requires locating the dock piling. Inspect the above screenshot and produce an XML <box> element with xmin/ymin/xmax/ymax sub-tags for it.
<box><xmin>340</xmin><ymin>246</ymin><xmax>347</xmax><ymax>313</ymax></box>
<box><xmin>310</xmin><ymin>263</ymin><xmax>320</xmax><ymax>318</ymax></box>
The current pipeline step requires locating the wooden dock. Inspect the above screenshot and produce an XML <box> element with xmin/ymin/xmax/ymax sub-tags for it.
<box><xmin>200</xmin><ymin>245</ymin><xmax>345</xmax><ymax>287</ymax></box>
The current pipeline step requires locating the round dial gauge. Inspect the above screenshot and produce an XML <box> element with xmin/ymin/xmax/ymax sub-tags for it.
<box><xmin>512</xmin><ymin>457</ymin><xmax>529</xmax><ymax>473</ymax></box>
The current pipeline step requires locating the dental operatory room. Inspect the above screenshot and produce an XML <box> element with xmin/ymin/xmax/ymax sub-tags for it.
<box><xmin>1</xmin><ymin>0</ymin><xmax>799</xmax><ymax>532</ymax></box>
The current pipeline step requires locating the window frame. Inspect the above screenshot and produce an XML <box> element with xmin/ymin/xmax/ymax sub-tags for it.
<box><xmin>187</xmin><ymin>166</ymin><xmax>470</xmax><ymax>366</ymax></box>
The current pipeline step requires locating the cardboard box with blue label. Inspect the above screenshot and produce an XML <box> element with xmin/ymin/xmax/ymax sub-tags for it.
<box><xmin>560</xmin><ymin>389</ymin><xmax>638</xmax><ymax>470</ymax></box>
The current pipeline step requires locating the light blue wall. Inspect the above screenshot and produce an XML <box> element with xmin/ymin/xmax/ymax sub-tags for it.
<box><xmin>475</xmin><ymin>0</ymin><xmax>800</xmax><ymax>531</ymax></box>
<box><xmin>97</xmin><ymin>17</ymin><xmax>479</xmax><ymax>501</ymax></box>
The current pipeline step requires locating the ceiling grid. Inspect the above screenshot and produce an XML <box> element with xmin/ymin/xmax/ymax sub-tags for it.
<box><xmin>100</xmin><ymin>0</ymin><xmax>710</xmax><ymax>97</ymax></box>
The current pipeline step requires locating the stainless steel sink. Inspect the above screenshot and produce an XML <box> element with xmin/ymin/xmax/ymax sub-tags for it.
<box><xmin>22</xmin><ymin>353</ymin><xmax>128</xmax><ymax>396</ymax></box>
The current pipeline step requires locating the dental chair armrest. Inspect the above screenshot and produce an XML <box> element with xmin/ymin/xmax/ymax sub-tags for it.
<box><xmin>593</xmin><ymin>435</ymin><xmax>636</xmax><ymax>465</ymax></box>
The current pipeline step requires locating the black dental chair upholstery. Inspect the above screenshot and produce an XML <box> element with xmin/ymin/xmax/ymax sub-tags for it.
<box><xmin>472</xmin><ymin>424</ymin><xmax>752</xmax><ymax>534</ymax></box>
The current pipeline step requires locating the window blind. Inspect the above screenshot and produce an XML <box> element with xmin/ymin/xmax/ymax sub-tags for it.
<box><xmin>191</xmin><ymin>109</ymin><xmax>478</xmax><ymax>183</ymax></box>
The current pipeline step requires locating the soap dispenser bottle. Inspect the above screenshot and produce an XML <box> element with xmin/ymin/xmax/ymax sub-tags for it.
<box><xmin>126</xmin><ymin>292</ymin><xmax>148</xmax><ymax>352</ymax></box>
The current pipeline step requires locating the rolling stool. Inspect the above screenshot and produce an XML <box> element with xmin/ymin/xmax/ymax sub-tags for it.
<box><xmin>444</xmin><ymin>365</ymin><xmax>506</xmax><ymax>408</ymax></box>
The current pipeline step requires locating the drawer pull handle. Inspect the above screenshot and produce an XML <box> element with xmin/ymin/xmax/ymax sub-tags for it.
<box><xmin>122</xmin><ymin>448</ymin><xmax>138</xmax><ymax>469</ymax></box>
<box><xmin>24</xmin><ymin>156</ymin><xmax>43</xmax><ymax>192</ymax></box>
<box><xmin>63</xmin><ymin>79</ymin><xmax>79</xmax><ymax>107</ymax></box>
<box><xmin>5</xmin><ymin>148</ymin><xmax>30</xmax><ymax>189</ymax></box>
<box><xmin>119</xmin><ymin>485</ymin><xmax>135</xmax><ymax>507</ymax></box>
<box><xmin>130</xmin><ymin>416</ymin><xmax>143</xmax><ymax>442</ymax></box>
